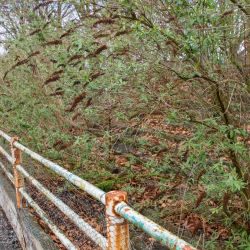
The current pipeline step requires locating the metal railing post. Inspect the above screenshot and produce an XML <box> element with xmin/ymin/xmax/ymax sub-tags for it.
<box><xmin>105</xmin><ymin>191</ymin><xmax>130</xmax><ymax>250</ymax></box>
<box><xmin>10</xmin><ymin>137</ymin><xmax>26</xmax><ymax>208</ymax></box>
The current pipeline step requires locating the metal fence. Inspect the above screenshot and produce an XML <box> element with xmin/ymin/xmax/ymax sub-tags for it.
<box><xmin>0</xmin><ymin>130</ymin><xmax>197</xmax><ymax>250</ymax></box>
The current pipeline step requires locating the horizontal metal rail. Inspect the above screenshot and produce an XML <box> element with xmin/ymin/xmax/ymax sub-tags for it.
<box><xmin>0</xmin><ymin>130</ymin><xmax>106</xmax><ymax>204</ymax></box>
<box><xmin>0</xmin><ymin>145</ymin><xmax>13</xmax><ymax>163</ymax></box>
<box><xmin>0</xmin><ymin>161</ymin><xmax>15</xmax><ymax>184</ymax></box>
<box><xmin>16</xmin><ymin>164</ymin><xmax>108</xmax><ymax>249</ymax></box>
<box><xmin>20</xmin><ymin>189</ymin><xmax>78</xmax><ymax>250</ymax></box>
<box><xmin>0</xmin><ymin>145</ymin><xmax>108</xmax><ymax>249</ymax></box>
<box><xmin>116</xmin><ymin>202</ymin><xmax>196</xmax><ymax>250</ymax></box>
<box><xmin>0</xmin><ymin>130</ymin><xmax>198</xmax><ymax>250</ymax></box>
<box><xmin>0</xmin><ymin>161</ymin><xmax>77</xmax><ymax>250</ymax></box>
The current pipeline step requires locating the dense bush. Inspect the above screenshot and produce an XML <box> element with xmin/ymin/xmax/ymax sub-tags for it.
<box><xmin>1</xmin><ymin>0</ymin><xmax>250</xmax><ymax>248</ymax></box>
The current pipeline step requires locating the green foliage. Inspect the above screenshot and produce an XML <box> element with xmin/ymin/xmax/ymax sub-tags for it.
<box><xmin>238</xmin><ymin>230</ymin><xmax>250</xmax><ymax>249</ymax></box>
<box><xmin>1</xmin><ymin>0</ymin><xmax>250</xmax><ymax>247</ymax></box>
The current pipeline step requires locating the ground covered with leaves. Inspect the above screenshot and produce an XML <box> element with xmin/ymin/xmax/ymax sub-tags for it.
<box><xmin>1</xmin><ymin>0</ymin><xmax>250</xmax><ymax>249</ymax></box>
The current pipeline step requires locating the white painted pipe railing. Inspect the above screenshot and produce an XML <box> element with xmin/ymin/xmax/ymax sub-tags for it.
<box><xmin>16</xmin><ymin>164</ymin><xmax>108</xmax><ymax>249</ymax></box>
<box><xmin>0</xmin><ymin>130</ymin><xmax>198</xmax><ymax>250</ymax></box>
<box><xmin>0</xmin><ymin>131</ymin><xmax>106</xmax><ymax>204</ymax></box>
<box><xmin>0</xmin><ymin>145</ymin><xmax>108</xmax><ymax>249</ymax></box>
<box><xmin>0</xmin><ymin>160</ymin><xmax>77</xmax><ymax>250</ymax></box>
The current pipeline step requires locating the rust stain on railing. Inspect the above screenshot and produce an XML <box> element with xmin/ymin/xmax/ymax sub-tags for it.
<box><xmin>10</xmin><ymin>137</ymin><xmax>26</xmax><ymax>208</ymax></box>
<box><xmin>0</xmin><ymin>129</ymin><xmax>198</xmax><ymax>250</ymax></box>
<box><xmin>0</xmin><ymin>149</ymin><xmax>77</xmax><ymax>250</ymax></box>
<box><xmin>106</xmin><ymin>191</ymin><xmax>130</xmax><ymax>250</ymax></box>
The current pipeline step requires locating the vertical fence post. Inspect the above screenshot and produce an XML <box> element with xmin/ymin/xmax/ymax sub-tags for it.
<box><xmin>105</xmin><ymin>191</ymin><xmax>130</xmax><ymax>250</ymax></box>
<box><xmin>10</xmin><ymin>137</ymin><xmax>26</xmax><ymax>208</ymax></box>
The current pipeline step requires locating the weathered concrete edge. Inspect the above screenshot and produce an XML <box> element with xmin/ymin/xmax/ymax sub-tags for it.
<box><xmin>0</xmin><ymin>171</ymin><xmax>57</xmax><ymax>250</ymax></box>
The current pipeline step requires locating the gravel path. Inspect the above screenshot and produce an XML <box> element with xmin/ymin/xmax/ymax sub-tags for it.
<box><xmin>0</xmin><ymin>206</ymin><xmax>21</xmax><ymax>250</ymax></box>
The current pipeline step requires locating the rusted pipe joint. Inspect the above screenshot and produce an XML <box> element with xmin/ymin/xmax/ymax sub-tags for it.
<box><xmin>10</xmin><ymin>137</ymin><xmax>26</xmax><ymax>208</ymax></box>
<box><xmin>10</xmin><ymin>137</ymin><xmax>21</xmax><ymax>165</ymax></box>
<box><xmin>105</xmin><ymin>191</ymin><xmax>130</xmax><ymax>250</ymax></box>
<box><xmin>10</xmin><ymin>137</ymin><xmax>19</xmax><ymax>146</ymax></box>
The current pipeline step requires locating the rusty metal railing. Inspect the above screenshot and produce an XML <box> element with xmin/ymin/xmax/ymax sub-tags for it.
<box><xmin>0</xmin><ymin>152</ymin><xmax>78</xmax><ymax>250</ymax></box>
<box><xmin>0</xmin><ymin>130</ymin><xmax>197</xmax><ymax>250</ymax></box>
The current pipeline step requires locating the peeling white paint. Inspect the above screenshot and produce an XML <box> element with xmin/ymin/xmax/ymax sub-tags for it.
<box><xmin>0</xmin><ymin>130</ymin><xmax>198</xmax><ymax>250</ymax></box>
<box><xmin>0</xmin><ymin>159</ymin><xmax>77</xmax><ymax>250</ymax></box>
